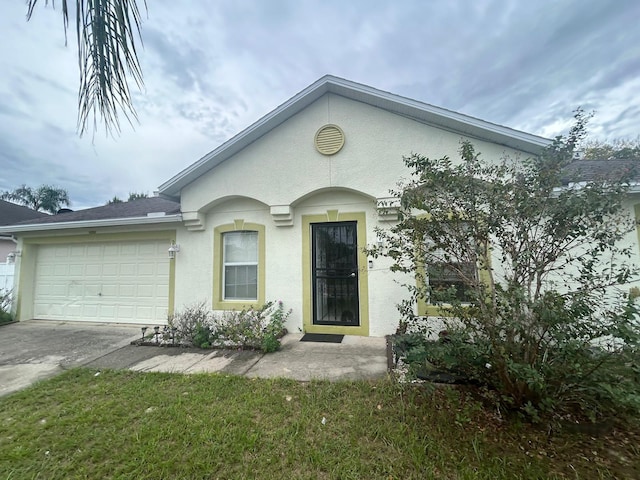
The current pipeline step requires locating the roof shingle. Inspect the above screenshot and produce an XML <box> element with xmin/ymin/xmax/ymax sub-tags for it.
<box><xmin>12</xmin><ymin>197</ymin><xmax>181</xmax><ymax>226</ymax></box>
<box><xmin>0</xmin><ymin>200</ymin><xmax>48</xmax><ymax>226</ymax></box>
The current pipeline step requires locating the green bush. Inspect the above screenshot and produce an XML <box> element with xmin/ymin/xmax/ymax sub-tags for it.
<box><xmin>168</xmin><ymin>300</ymin><xmax>291</xmax><ymax>352</ymax></box>
<box><xmin>376</xmin><ymin>112</ymin><xmax>640</xmax><ymax>423</ymax></box>
<box><xmin>167</xmin><ymin>301</ymin><xmax>212</xmax><ymax>346</ymax></box>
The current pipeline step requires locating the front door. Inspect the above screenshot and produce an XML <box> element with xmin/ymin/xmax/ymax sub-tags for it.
<box><xmin>311</xmin><ymin>222</ymin><xmax>360</xmax><ymax>326</ymax></box>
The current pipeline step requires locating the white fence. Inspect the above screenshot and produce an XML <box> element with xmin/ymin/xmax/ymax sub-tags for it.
<box><xmin>0</xmin><ymin>262</ymin><xmax>15</xmax><ymax>293</ymax></box>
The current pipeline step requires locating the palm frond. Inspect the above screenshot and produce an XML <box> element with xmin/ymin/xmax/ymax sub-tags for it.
<box><xmin>27</xmin><ymin>0</ymin><xmax>147</xmax><ymax>137</ymax></box>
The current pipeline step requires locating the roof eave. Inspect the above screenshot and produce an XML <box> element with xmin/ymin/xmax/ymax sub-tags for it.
<box><xmin>0</xmin><ymin>214</ymin><xmax>183</xmax><ymax>234</ymax></box>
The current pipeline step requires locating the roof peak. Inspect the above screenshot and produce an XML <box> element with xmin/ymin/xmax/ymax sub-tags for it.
<box><xmin>158</xmin><ymin>75</ymin><xmax>551</xmax><ymax>199</ymax></box>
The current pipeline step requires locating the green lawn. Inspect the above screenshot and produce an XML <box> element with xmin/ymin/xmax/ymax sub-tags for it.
<box><xmin>1</xmin><ymin>369</ymin><xmax>637</xmax><ymax>479</ymax></box>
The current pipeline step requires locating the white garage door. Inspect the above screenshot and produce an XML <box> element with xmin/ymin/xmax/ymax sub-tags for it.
<box><xmin>33</xmin><ymin>240</ymin><xmax>170</xmax><ymax>324</ymax></box>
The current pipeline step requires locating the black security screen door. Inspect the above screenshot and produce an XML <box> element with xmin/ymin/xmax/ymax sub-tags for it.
<box><xmin>312</xmin><ymin>222</ymin><xmax>359</xmax><ymax>326</ymax></box>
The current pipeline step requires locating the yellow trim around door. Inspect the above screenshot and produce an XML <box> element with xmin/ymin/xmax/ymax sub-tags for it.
<box><xmin>302</xmin><ymin>211</ymin><xmax>369</xmax><ymax>336</ymax></box>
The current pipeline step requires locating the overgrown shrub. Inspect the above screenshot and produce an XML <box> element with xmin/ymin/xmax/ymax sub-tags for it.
<box><xmin>375</xmin><ymin>111</ymin><xmax>640</xmax><ymax>423</ymax></box>
<box><xmin>168</xmin><ymin>300</ymin><xmax>291</xmax><ymax>351</ymax></box>
<box><xmin>167</xmin><ymin>301</ymin><xmax>213</xmax><ymax>346</ymax></box>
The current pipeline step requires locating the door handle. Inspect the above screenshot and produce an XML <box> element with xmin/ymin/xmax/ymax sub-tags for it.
<box><xmin>350</xmin><ymin>272</ymin><xmax>356</xmax><ymax>277</ymax></box>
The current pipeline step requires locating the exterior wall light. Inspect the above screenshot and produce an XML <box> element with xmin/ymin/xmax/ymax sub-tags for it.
<box><xmin>168</xmin><ymin>242</ymin><xmax>180</xmax><ymax>259</ymax></box>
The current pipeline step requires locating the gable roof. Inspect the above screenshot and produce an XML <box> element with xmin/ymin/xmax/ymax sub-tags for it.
<box><xmin>0</xmin><ymin>199</ymin><xmax>48</xmax><ymax>226</ymax></box>
<box><xmin>158</xmin><ymin>75</ymin><xmax>552</xmax><ymax>199</ymax></box>
<box><xmin>0</xmin><ymin>197</ymin><xmax>181</xmax><ymax>234</ymax></box>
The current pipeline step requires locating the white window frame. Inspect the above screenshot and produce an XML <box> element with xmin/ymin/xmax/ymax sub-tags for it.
<box><xmin>222</xmin><ymin>231</ymin><xmax>258</xmax><ymax>301</ymax></box>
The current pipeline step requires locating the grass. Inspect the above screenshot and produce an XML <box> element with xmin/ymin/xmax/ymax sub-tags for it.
<box><xmin>0</xmin><ymin>369</ymin><xmax>638</xmax><ymax>479</ymax></box>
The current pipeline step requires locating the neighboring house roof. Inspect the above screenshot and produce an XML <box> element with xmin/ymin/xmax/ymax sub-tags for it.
<box><xmin>0</xmin><ymin>199</ymin><xmax>48</xmax><ymax>226</ymax></box>
<box><xmin>0</xmin><ymin>197</ymin><xmax>182</xmax><ymax>234</ymax></box>
<box><xmin>158</xmin><ymin>75</ymin><xmax>552</xmax><ymax>199</ymax></box>
<box><xmin>561</xmin><ymin>159</ymin><xmax>639</xmax><ymax>184</ymax></box>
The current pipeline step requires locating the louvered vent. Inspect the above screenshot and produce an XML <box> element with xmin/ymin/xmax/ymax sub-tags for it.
<box><xmin>314</xmin><ymin>124</ymin><xmax>345</xmax><ymax>155</ymax></box>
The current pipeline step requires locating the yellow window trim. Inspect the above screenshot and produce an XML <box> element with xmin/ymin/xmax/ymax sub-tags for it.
<box><xmin>213</xmin><ymin>221</ymin><xmax>266</xmax><ymax>310</ymax></box>
<box><xmin>301</xmin><ymin>211</ymin><xmax>369</xmax><ymax>336</ymax></box>
<box><xmin>413</xmin><ymin>216</ymin><xmax>492</xmax><ymax>317</ymax></box>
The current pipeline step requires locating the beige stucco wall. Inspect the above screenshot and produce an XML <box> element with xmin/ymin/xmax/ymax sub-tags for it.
<box><xmin>180</xmin><ymin>93</ymin><xmax>527</xmax><ymax>213</ymax></box>
<box><xmin>173</xmin><ymin>93</ymin><xmax>535</xmax><ymax>336</ymax></box>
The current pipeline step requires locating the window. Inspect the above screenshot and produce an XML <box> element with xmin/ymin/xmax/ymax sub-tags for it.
<box><xmin>427</xmin><ymin>259</ymin><xmax>477</xmax><ymax>304</ymax></box>
<box><xmin>222</xmin><ymin>231</ymin><xmax>258</xmax><ymax>300</ymax></box>
<box><xmin>213</xmin><ymin>221</ymin><xmax>265</xmax><ymax>310</ymax></box>
<box><xmin>421</xmin><ymin>220</ymin><xmax>480</xmax><ymax>309</ymax></box>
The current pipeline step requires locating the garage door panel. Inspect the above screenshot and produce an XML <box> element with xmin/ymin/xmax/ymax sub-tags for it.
<box><xmin>119</xmin><ymin>264</ymin><xmax>136</xmax><ymax>276</ymax></box>
<box><xmin>54</xmin><ymin>246</ymin><xmax>70</xmax><ymax>257</ymax></box>
<box><xmin>53</xmin><ymin>264</ymin><xmax>69</xmax><ymax>276</ymax></box>
<box><xmin>34</xmin><ymin>240</ymin><xmax>170</xmax><ymax>324</ymax></box>
<box><xmin>101</xmin><ymin>285</ymin><xmax>118</xmax><ymax>296</ymax></box>
<box><xmin>68</xmin><ymin>283</ymin><xmax>83</xmax><ymax>297</ymax></box>
<box><xmin>135</xmin><ymin>306</ymin><xmax>154</xmax><ymax>320</ymax></box>
<box><xmin>137</xmin><ymin>264</ymin><xmax>156</xmax><ymax>276</ymax></box>
<box><xmin>102</xmin><ymin>264</ymin><xmax>119</xmax><ymax>276</ymax></box>
<box><xmin>137</xmin><ymin>285</ymin><xmax>156</xmax><ymax>297</ymax></box>
<box><xmin>68</xmin><ymin>265</ymin><xmax>84</xmax><ymax>275</ymax></box>
<box><xmin>82</xmin><ymin>304</ymin><xmax>98</xmax><ymax>317</ymax></box>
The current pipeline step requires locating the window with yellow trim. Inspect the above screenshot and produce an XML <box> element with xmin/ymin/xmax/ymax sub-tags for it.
<box><xmin>417</xmin><ymin>219</ymin><xmax>487</xmax><ymax>315</ymax></box>
<box><xmin>427</xmin><ymin>257</ymin><xmax>478</xmax><ymax>304</ymax></box>
<box><xmin>222</xmin><ymin>231</ymin><xmax>258</xmax><ymax>301</ymax></box>
<box><xmin>213</xmin><ymin>222</ymin><xmax>265</xmax><ymax>310</ymax></box>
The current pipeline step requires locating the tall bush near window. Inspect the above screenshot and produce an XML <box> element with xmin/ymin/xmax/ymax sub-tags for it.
<box><xmin>370</xmin><ymin>110</ymin><xmax>640</xmax><ymax>422</ymax></box>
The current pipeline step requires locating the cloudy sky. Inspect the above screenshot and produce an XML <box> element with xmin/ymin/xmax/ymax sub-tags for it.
<box><xmin>1</xmin><ymin>0</ymin><xmax>639</xmax><ymax>209</ymax></box>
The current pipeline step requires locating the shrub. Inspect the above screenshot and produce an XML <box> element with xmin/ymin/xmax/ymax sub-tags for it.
<box><xmin>167</xmin><ymin>301</ymin><xmax>213</xmax><ymax>346</ymax></box>
<box><xmin>376</xmin><ymin>112</ymin><xmax>640</xmax><ymax>423</ymax></box>
<box><xmin>168</xmin><ymin>300</ymin><xmax>291</xmax><ymax>351</ymax></box>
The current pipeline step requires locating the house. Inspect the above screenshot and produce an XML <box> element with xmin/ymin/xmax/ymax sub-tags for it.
<box><xmin>0</xmin><ymin>75</ymin><xmax>555</xmax><ymax>336</ymax></box>
<box><xmin>0</xmin><ymin>200</ymin><xmax>47</xmax><ymax>263</ymax></box>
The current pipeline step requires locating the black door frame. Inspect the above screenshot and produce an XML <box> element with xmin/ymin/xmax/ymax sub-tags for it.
<box><xmin>311</xmin><ymin>221</ymin><xmax>360</xmax><ymax>326</ymax></box>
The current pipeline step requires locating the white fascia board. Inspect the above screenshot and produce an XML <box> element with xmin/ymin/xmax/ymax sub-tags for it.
<box><xmin>157</xmin><ymin>75</ymin><xmax>552</xmax><ymax>198</ymax></box>
<box><xmin>0</xmin><ymin>214</ymin><xmax>183</xmax><ymax>234</ymax></box>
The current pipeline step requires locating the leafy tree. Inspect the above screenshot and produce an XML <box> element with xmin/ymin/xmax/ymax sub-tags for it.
<box><xmin>373</xmin><ymin>111</ymin><xmax>640</xmax><ymax>422</ymax></box>
<box><xmin>106</xmin><ymin>192</ymin><xmax>148</xmax><ymax>204</ymax></box>
<box><xmin>127</xmin><ymin>191</ymin><xmax>148</xmax><ymax>201</ymax></box>
<box><xmin>26</xmin><ymin>0</ymin><xmax>146</xmax><ymax>136</ymax></box>
<box><xmin>1</xmin><ymin>184</ymin><xmax>70</xmax><ymax>214</ymax></box>
<box><xmin>583</xmin><ymin>137</ymin><xmax>640</xmax><ymax>160</ymax></box>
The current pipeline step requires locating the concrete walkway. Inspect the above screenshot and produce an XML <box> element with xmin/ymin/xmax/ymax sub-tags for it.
<box><xmin>1</xmin><ymin>320</ymin><xmax>389</xmax><ymax>397</ymax></box>
<box><xmin>86</xmin><ymin>334</ymin><xmax>389</xmax><ymax>382</ymax></box>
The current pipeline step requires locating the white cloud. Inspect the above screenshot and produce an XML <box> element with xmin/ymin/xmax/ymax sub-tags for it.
<box><xmin>1</xmin><ymin>0</ymin><xmax>639</xmax><ymax>209</ymax></box>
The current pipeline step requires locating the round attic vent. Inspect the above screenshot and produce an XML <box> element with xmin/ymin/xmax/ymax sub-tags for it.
<box><xmin>314</xmin><ymin>124</ymin><xmax>345</xmax><ymax>155</ymax></box>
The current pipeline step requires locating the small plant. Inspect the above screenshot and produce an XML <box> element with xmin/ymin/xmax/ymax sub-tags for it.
<box><xmin>168</xmin><ymin>300</ymin><xmax>291</xmax><ymax>351</ymax></box>
<box><xmin>192</xmin><ymin>324</ymin><xmax>213</xmax><ymax>349</ymax></box>
<box><xmin>167</xmin><ymin>301</ymin><xmax>213</xmax><ymax>346</ymax></box>
<box><xmin>212</xmin><ymin>301</ymin><xmax>291</xmax><ymax>351</ymax></box>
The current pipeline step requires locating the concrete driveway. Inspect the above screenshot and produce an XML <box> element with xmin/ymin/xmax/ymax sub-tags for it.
<box><xmin>0</xmin><ymin>320</ymin><xmax>140</xmax><ymax>397</ymax></box>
